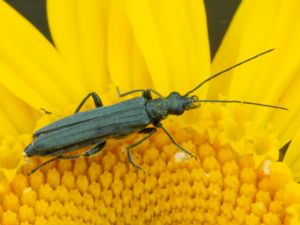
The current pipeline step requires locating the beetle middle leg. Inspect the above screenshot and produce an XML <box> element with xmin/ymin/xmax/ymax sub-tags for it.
<box><xmin>155</xmin><ymin>122</ymin><xmax>197</xmax><ymax>159</ymax></box>
<box><xmin>116</xmin><ymin>87</ymin><xmax>163</xmax><ymax>99</ymax></box>
<box><xmin>126</xmin><ymin>127</ymin><xmax>157</xmax><ymax>172</ymax></box>
<box><xmin>74</xmin><ymin>92</ymin><xmax>103</xmax><ymax>113</ymax></box>
<box><xmin>27</xmin><ymin>141</ymin><xmax>106</xmax><ymax>176</ymax></box>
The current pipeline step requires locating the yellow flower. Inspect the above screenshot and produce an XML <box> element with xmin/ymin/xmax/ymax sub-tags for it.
<box><xmin>0</xmin><ymin>0</ymin><xmax>300</xmax><ymax>225</ymax></box>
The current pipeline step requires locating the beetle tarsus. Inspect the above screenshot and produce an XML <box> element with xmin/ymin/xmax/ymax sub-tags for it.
<box><xmin>127</xmin><ymin>147</ymin><xmax>145</xmax><ymax>173</ymax></box>
<box><xmin>125</xmin><ymin>127</ymin><xmax>157</xmax><ymax>172</ymax></box>
<box><xmin>157</xmin><ymin>122</ymin><xmax>198</xmax><ymax>159</ymax></box>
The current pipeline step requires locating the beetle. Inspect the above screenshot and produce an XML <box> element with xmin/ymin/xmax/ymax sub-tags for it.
<box><xmin>23</xmin><ymin>49</ymin><xmax>287</xmax><ymax>175</ymax></box>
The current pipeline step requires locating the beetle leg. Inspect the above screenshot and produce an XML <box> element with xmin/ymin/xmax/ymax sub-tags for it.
<box><xmin>117</xmin><ymin>87</ymin><xmax>147</xmax><ymax>98</ymax></box>
<box><xmin>27</xmin><ymin>142</ymin><xmax>106</xmax><ymax>176</ymax></box>
<box><xmin>148</xmin><ymin>89</ymin><xmax>163</xmax><ymax>98</ymax></box>
<box><xmin>40</xmin><ymin>108</ymin><xmax>52</xmax><ymax>114</ymax></box>
<box><xmin>127</xmin><ymin>127</ymin><xmax>157</xmax><ymax>172</ymax></box>
<box><xmin>59</xmin><ymin>141</ymin><xmax>106</xmax><ymax>159</ymax></box>
<box><xmin>155</xmin><ymin>122</ymin><xmax>197</xmax><ymax>159</ymax></box>
<box><xmin>27</xmin><ymin>156</ymin><xmax>61</xmax><ymax>176</ymax></box>
<box><xmin>278</xmin><ymin>140</ymin><xmax>291</xmax><ymax>162</ymax></box>
<box><xmin>116</xmin><ymin>87</ymin><xmax>163</xmax><ymax>99</ymax></box>
<box><xmin>74</xmin><ymin>92</ymin><xmax>103</xmax><ymax>113</ymax></box>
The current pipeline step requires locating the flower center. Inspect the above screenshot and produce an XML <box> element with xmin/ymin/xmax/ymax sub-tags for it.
<box><xmin>0</xmin><ymin>104</ymin><xmax>298</xmax><ymax>225</ymax></box>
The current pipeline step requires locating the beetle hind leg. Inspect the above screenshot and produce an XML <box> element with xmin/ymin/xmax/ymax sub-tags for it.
<box><xmin>27</xmin><ymin>156</ymin><xmax>61</xmax><ymax>176</ymax></box>
<box><xmin>27</xmin><ymin>142</ymin><xmax>106</xmax><ymax>176</ymax></box>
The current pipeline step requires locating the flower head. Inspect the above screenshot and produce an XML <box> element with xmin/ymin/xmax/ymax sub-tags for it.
<box><xmin>0</xmin><ymin>0</ymin><xmax>300</xmax><ymax>224</ymax></box>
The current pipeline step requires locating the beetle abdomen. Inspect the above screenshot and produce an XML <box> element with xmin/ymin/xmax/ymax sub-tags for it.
<box><xmin>27</xmin><ymin>97</ymin><xmax>151</xmax><ymax>156</ymax></box>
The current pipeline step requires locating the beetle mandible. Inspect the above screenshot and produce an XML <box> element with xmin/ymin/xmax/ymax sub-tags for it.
<box><xmin>23</xmin><ymin>49</ymin><xmax>287</xmax><ymax>175</ymax></box>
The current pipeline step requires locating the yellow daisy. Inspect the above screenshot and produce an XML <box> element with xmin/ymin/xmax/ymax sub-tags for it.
<box><xmin>0</xmin><ymin>0</ymin><xmax>300</xmax><ymax>225</ymax></box>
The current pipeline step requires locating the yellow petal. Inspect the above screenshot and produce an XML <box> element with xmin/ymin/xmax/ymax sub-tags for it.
<box><xmin>0</xmin><ymin>1</ymin><xmax>76</xmax><ymax>109</ymax></box>
<box><xmin>0</xmin><ymin>62</ymin><xmax>54</xmax><ymax>111</ymax></box>
<box><xmin>107</xmin><ymin>0</ymin><xmax>154</xmax><ymax>91</ymax></box>
<box><xmin>185</xmin><ymin>0</ymin><xmax>211</xmax><ymax>94</ymax></box>
<box><xmin>270</xmin><ymin>65</ymin><xmax>300</xmax><ymax>146</ymax></box>
<box><xmin>47</xmin><ymin>0</ymin><xmax>88</xmax><ymax>93</ymax></box>
<box><xmin>0</xmin><ymin>85</ymin><xmax>37</xmax><ymax>136</ymax></box>
<box><xmin>0</xmin><ymin>110</ymin><xmax>18</xmax><ymax>138</ymax></box>
<box><xmin>210</xmin><ymin>0</ymin><xmax>300</xmax><ymax>147</ymax></box>
<box><xmin>130</xmin><ymin>39</ymin><xmax>153</xmax><ymax>89</ymax></box>
<box><xmin>210</xmin><ymin>0</ymin><xmax>282</xmax><ymax>101</ymax></box>
<box><xmin>208</xmin><ymin>0</ymin><xmax>253</xmax><ymax>99</ymax></box>
<box><xmin>124</xmin><ymin>0</ymin><xmax>170</xmax><ymax>94</ymax></box>
<box><xmin>125</xmin><ymin>0</ymin><xmax>210</xmax><ymax>95</ymax></box>
<box><xmin>107</xmin><ymin>0</ymin><xmax>136</xmax><ymax>91</ymax></box>
<box><xmin>73</xmin><ymin>0</ymin><xmax>110</xmax><ymax>93</ymax></box>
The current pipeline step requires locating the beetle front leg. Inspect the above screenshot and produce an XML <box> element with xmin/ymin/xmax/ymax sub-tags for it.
<box><xmin>155</xmin><ymin>122</ymin><xmax>197</xmax><ymax>159</ymax></box>
<box><xmin>126</xmin><ymin>127</ymin><xmax>157</xmax><ymax>172</ymax></box>
<box><xmin>74</xmin><ymin>92</ymin><xmax>103</xmax><ymax>113</ymax></box>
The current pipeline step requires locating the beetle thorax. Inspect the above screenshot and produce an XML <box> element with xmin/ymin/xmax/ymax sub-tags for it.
<box><xmin>146</xmin><ymin>98</ymin><xmax>169</xmax><ymax>122</ymax></box>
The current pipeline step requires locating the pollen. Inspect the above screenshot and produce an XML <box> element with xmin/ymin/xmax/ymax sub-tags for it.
<box><xmin>1</xmin><ymin>104</ymin><xmax>300</xmax><ymax>225</ymax></box>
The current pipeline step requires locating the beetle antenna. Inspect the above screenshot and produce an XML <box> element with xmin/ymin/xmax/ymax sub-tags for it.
<box><xmin>184</xmin><ymin>49</ymin><xmax>275</xmax><ymax>97</ymax></box>
<box><xmin>193</xmin><ymin>99</ymin><xmax>288</xmax><ymax>110</ymax></box>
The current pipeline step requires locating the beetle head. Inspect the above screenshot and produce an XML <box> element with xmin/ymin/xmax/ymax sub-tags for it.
<box><xmin>166</xmin><ymin>92</ymin><xmax>200</xmax><ymax>115</ymax></box>
<box><xmin>183</xmin><ymin>95</ymin><xmax>201</xmax><ymax>110</ymax></box>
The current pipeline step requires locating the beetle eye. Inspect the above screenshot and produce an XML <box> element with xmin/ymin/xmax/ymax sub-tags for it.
<box><xmin>191</xmin><ymin>95</ymin><xmax>199</xmax><ymax>101</ymax></box>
